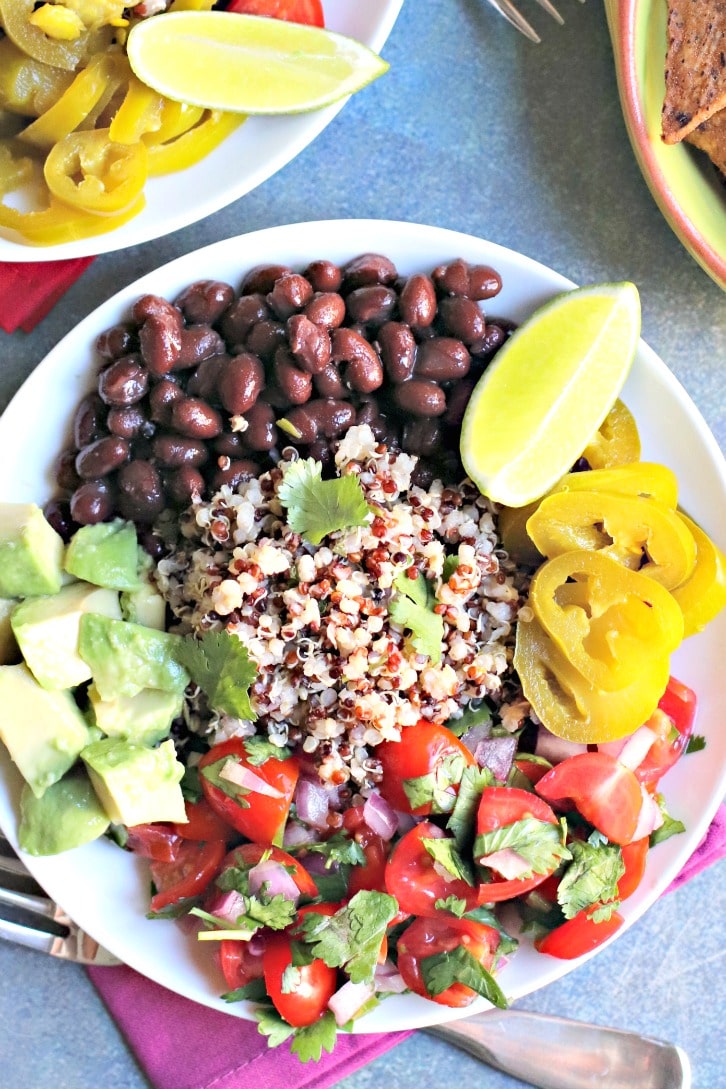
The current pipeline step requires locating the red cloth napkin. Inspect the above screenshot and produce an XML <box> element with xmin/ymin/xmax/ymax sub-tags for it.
<box><xmin>86</xmin><ymin>804</ymin><xmax>725</xmax><ymax>1089</ymax></box>
<box><xmin>0</xmin><ymin>258</ymin><xmax>94</xmax><ymax>334</ymax></box>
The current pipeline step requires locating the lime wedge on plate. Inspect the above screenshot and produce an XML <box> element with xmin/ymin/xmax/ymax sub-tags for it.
<box><xmin>460</xmin><ymin>282</ymin><xmax>641</xmax><ymax>507</ymax></box>
<box><xmin>126</xmin><ymin>12</ymin><xmax>389</xmax><ymax>115</ymax></box>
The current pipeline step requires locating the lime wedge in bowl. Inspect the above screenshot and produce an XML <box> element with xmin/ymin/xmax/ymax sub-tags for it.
<box><xmin>460</xmin><ymin>281</ymin><xmax>641</xmax><ymax>508</ymax></box>
<box><xmin>126</xmin><ymin>12</ymin><xmax>389</xmax><ymax>115</ymax></box>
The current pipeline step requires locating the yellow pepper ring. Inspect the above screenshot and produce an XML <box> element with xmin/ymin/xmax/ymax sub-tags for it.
<box><xmin>529</xmin><ymin>549</ymin><xmax>684</xmax><ymax>693</ymax></box>
<box><xmin>43</xmin><ymin>128</ymin><xmax>148</xmax><ymax>215</ymax></box>
<box><xmin>671</xmin><ymin>512</ymin><xmax>726</xmax><ymax>638</ymax></box>
<box><xmin>20</xmin><ymin>53</ymin><xmax>127</xmax><ymax>150</ymax></box>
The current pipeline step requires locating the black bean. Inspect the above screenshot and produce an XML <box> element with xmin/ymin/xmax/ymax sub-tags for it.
<box><xmin>171</xmin><ymin>397</ymin><xmax>224</xmax><ymax>440</ymax></box>
<box><xmin>152</xmin><ymin>434</ymin><xmax>209</xmax><ymax>468</ymax></box>
<box><xmin>240</xmin><ymin>264</ymin><xmax>291</xmax><ymax>295</ymax></box>
<box><xmin>116</xmin><ymin>460</ymin><xmax>165</xmax><ymax>522</ymax></box>
<box><xmin>287</xmin><ymin>314</ymin><xmax>331</xmax><ymax>374</ymax></box>
<box><xmin>70</xmin><ymin>480</ymin><xmax>114</xmax><ymax>525</ymax></box>
<box><xmin>273</xmin><ymin>349</ymin><xmax>313</xmax><ymax>405</ymax></box>
<box><xmin>303</xmin><ymin>260</ymin><xmax>342</xmax><ymax>293</ymax></box>
<box><xmin>341</xmin><ymin>253</ymin><xmax>397</xmax><ymax>291</ymax></box>
<box><xmin>401</xmin><ymin>418</ymin><xmax>442</xmax><ymax>457</ymax></box>
<box><xmin>314</xmin><ymin>362</ymin><xmax>347</xmax><ymax>400</ymax></box>
<box><xmin>43</xmin><ymin>498</ymin><xmax>78</xmax><ymax>543</ymax></box>
<box><xmin>393</xmin><ymin>379</ymin><xmax>447</xmax><ymax>418</ymax></box>
<box><xmin>415</xmin><ymin>337</ymin><xmax>471</xmax><ymax>382</ymax></box>
<box><xmin>165</xmin><ymin>466</ymin><xmax>205</xmax><ymax>505</ymax></box>
<box><xmin>266</xmin><ymin>273</ymin><xmax>314</xmax><ymax>320</ymax></box>
<box><xmin>174</xmin><ymin>325</ymin><xmax>226</xmax><ymax>370</ymax></box>
<box><xmin>95</xmin><ymin>323</ymin><xmax>137</xmax><ymax>361</ymax></box>
<box><xmin>219</xmin><ymin>294</ymin><xmax>270</xmax><ymax>346</ymax></box>
<box><xmin>331</xmin><ymin>327</ymin><xmax>384</xmax><ymax>393</ymax></box>
<box><xmin>207</xmin><ymin>458</ymin><xmax>259</xmax><ymax>491</ymax></box>
<box><xmin>245</xmin><ymin>319</ymin><xmax>287</xmax><ymax>362</ymax></box>
<box><xmin>399</xmin><ymin>274</ymin><xmax>437</xmax><ymax>327</ymax></box>
<box><xmin>139</xmin><ymin>311</ymin><xmax>183</xmax><ymax>375</ymax></box>
<box><xmin>174</xmin><ymin>280</ymin><xmax>235</xmax><ymax>324</ymax></box>
<box><xmin>437</xmin><ymin>297</ymin><xmax>486</xmax><ymax>344</ymax></box>
<box><xmin>377</xmin><ymin>321</ymin><xmax>417</xmax><ymax>383</ymax></box>
<box><xmin>186</xmin><ymin>354</ymin><xmax>228</xmax><ymax>400</ymax></box>
<box><xmin>243</xmin><ymin>402</ymin><xmax>277</xmax><ymax>451</ymax></box>
<box><xmin>98</xmin><ymin>355</ymin><xmax>149</xmax><ymax>406</ymax></box>
<box><xmin>107</xmin><ymin>404</ymin><xmax>151</xmax><ymax>440</ymax></box>
<box><xmin>55</xmin><ymin>449</ymin><xmax>81</xmax><ymax>492</ymax></box>
<box><xmin>73</xmin><ymin>393</ymin><xmax>107</xmax><ymax>448</ymax></box>
<box><xmin>304</xmin><ymin>291</ymin><xmax>346</xmax><ymax>329</ymax></box>
<box><xmin>345</xmin><ymin>285</ymin><xmax>397</xmax><ymax>327</ymax></box>
<box><xmin>149</xmin><ymin>377</ymin><xmax>184</xmax><ymax>426</ymax></box>
<box><xmin>217</xmin><ymin>352</ymin><xmax>265</xmax><ymax>414</ymax></box>
<box><xmin>75</xmin><ymin>436</ymin><xmax>130</xmax><ymax>479</ymax></box>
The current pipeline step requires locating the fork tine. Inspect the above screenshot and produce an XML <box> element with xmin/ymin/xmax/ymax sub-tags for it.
<box><xmin>532</xmin><ymin>0</ymin><xmax>564</xmax><ymax>25</ymax></box>
<box><xmin>0</xmin><ymin>914</ymin><xmax>65</xmax><ymax>957</ymax></box>
<box><xmin>485</xmin><ymin>0</ymin><xmax>541</xmax><ymax>43</ymax></box>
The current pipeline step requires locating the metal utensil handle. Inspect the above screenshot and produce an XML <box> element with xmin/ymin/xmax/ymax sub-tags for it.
<box><xmin>427</xmin><ymin>1009</ymin><xmax>691</xmax><ymax>1089</ymax></box>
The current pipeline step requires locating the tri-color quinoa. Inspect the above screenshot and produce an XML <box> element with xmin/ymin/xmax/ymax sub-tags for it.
<box><xmin>155</xmin><ymin>424</ymin><xmax>530</xmax><ymax>796</ymax></box>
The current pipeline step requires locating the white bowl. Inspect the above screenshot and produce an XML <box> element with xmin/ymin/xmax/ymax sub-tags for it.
<box><xmin>0</xmin><ymin>2</ymin><xmax>402</xmax><ymax>262</ymax></box>
<box><xmin>0</xmin><ymin>220</ymin><xmax>724</xmax><ymax>1032</ymax></box>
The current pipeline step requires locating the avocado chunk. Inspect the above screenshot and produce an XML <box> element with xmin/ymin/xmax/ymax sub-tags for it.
<box><xmin>0</xmin><ymin>662</ymin><xmax>93</xmax><ymax>797</ymax></box>
<box><xmin>78</xmin><ymin>613</ymin><xmax>189</xmax><ymax>700</ymax></box>
<box><xmin>88</xmin><ymin>684</ymin><xmax>183</xmax><ymax>746</ymax></box>
<box><xmin>18</xmin><ymin>767</ymin><xmax>110</xmax><ymax>855</ymax></box>
<box><xmin>11</xmin><ymin>581</ymin><xmax>122</xmax><ymax>691</ymax></box>
<box><xmin>0</xmin><ymin>503</ymin><xmax>64</xmax><ymax>598</ymax></box>
<box><xmin>64</xmin><ymin>519</ymin><xmax>141</xmax><ymax>591</ymax></box>
<box><xmin>81</xmin><ymin>737</ymin><xmax>187</xmax><ymax>825</ymax></box>
<box><xmin>120</xmin><ymin>562</ymin><xmax>166</xmax><ymax>631</ymax></box>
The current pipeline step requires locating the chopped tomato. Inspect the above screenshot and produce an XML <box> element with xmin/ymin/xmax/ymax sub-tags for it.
<box><xmin>377</xmin><ymin>721</ymin><xmax>476</xmax><ymax>817</ymax></box>
<box><xmin>198</xmin><ymin>739</ymin><xmax>299</xmax><ymax>845</ymax></box>
<box><xmin>342</xmin><ymin>804</ymin><xmax>388</xmax><ymax>896</ymax></box>
<box><xmin>397</xmin><ymin>915</ymin><xmax>500</xmax><ymax>1007</ymax></box>
<box><xmin>617</xmin><ymin>837</ymin><xmax>649</xmax><ymax>901</ymax></box>
<box><xmin>219</xmin><ymin>938</ymin><xmax>265</xmax><ymax>991</ymax></box>
<box><xmin>149</xmin><ymin>839</ymin><xmax>226</xmax><ymax>912</ymax></box>
<box><xmin>513</xmin><ymin>756</ymin><xmax>551</xmax><ymax>785</ymax></box>
<box><xmin>223</xmin><ymin>0</ymin><xmax>324</xmax><ymax>25</ymax></box>
<box><xmin>263</xmin><ymin>931</ymin><xmax>337</xmax><ymax>1027</ymax></box>
<box><xmin>125</xmin><ymin>822</ymin><xmax>183</xmax><ymax>863</ymax></box>
<box><xmin>475</xmin><ymin>786</ymin><xmax>561</xmax><ymax>903</ymax></box>
<box><xmin>535</xmin><ymin>907</ymin><xmax>624</xmax><ymax>959</ymax></box>
<box><xmin>220</xmin><ymin>842</ymin><xmax>318</xmax><ymax>900</ymax></box>
<box><xmin>384</xmin><ymin>821</ymin><xmax>478</xmax><ymax>916</ymax></box>
<box><xmin>636</xmin><ymin>677</ymin><xmax>696</xmax><ymax>787</ymax></box>
<box><xmin>535</xmin><ymin>751</ymin><xmax>642</xmax><ymax>845</ymax></box>
<box><xmin>174</xmin><ymin>797</ymin><xmax>238</xmax><ymax>843</ymax></box>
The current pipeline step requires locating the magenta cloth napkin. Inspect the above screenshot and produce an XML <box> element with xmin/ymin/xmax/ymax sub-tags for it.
<box><xmin>87</xmin><ymin>804</ymin><xmax>726</xmax><ymax>1089</ymax></box>
<box><xmin>0</xmin><ymin>258</ymin><xmax>94</xmax><ymax>334</ymax></box>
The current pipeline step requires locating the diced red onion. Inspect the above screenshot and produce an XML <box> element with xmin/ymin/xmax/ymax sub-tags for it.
<box><xmin>460</xmin><ymin>723</ymin><xmax>492</xmax><ymax>755</ymax></box>
<box><xmin>396</xmin><ymin>810</ymin><xmax>417</xmax><ymax>834</ymax></box>
<box><xmin>631</xmin><ymin>786</ymin><xmax>664</xmax><ymax>841</ymax></box>
<box><xmin>219</xmin><ymin>760</ymin><xmax>284</xmax><ymax>798</ymax></box>
<box><xmin>600</xmin><ymin>726</ymin><xmax>657</xmax><ymax>770</ymax></box>
<box><xmin>295</xmin><ymin>777</ymin><xmax>332</xmax><ymax>831</ymax></box>
<box><xmin>535</xmin><ymin>727</ymin><xmax>588</xmax><ymax>765</ymax></box>
<box><xmin>247</xmin><ymin>935</ymin><xmax>267</xmax><ymax>957</ymax></box>
<box><xmin>373</xmin><ymin>961</ymin><xmax>409</xmax><ymax>994</ymax></box>
<box><xmin>206</xmin><ymin>889</ymin><xmax>247</xmax><ymax>925</ymax></box>
<box><xmin>363</xmin><ymin>790</ymin><xmax>399</xmax><ymax>841</ymax></box>
<box><xmin>327</xmin><ymin>979</ymin><xmax>375</xmax><ymax>1027</ymax></box>
<box><xmin>300</xmin><ymin>853</ymin><xmax>339</xmax><ymax>877</ymax></box>
<box><xmin>248</xmin><ymin>859</ymin><xmax>301</xmax><ymax>902</ymax></box>
<box><xmin>474</xmin><ymin>736</ymin><xmax>517</xmax><ymax>781</ymax></box>
<box><xmin>282</xmin><ymin>819</ymin><xmax>320</xmax><ymax>849</ymax></box>
<box><xmin>478</xmin><ymin>847</ymin><xmax>531</xmax><ymax>880</ymax></box>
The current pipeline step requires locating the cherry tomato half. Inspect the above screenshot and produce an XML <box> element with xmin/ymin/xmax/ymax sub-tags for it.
<box><xmin>535</xmin><ymin>751</ymin><xmax>642</xmax><ymax>845</ymax></box>
<box><xmin>218</xmin><ymin>938</ymin><xmax>265</xmax><ymax>991</ymax></box>
<box><xmin>220</xmin><ymin>842</ymin><xmax>319</xmax><ymax>900</ymax></box>
<box><xmin>617</xmin><ymin>837</ymin><xmax>649</xmax><ymax>901</ymax></box>
<box><xmin>125</xmin><ymin>822</ymin><xmax>183</xmax><ymax>863</ymax></box>
<box><xmin>263</xmin><ymin>931</ymin><xmax>337</xmax><ymax>1027</ymax></box>
<box><xmin>199</xmin><ymin>739</ymin><xmax>299</xmax><ymax>845</ymax></box>
<box><xmin>224</xmin><ymin>0</ymin><xmax>324</xmax><ymax>25</ymax></box>
<box><xmin>535</xmin><ymin>907</ymin><xmax>624</xmax><ymax>959</ymax></box>
<box><xmin>636</xmin><ymin>677</ymin><xmax>696</xmax><ymax>787</ymax></box>
<box><xmin>149</xmin><ymin>839</ymin><xmax>226</xmax><ymax>912</ymax></box>
<box><xmin>385</xmin><ymin>821</ymin><xmax>478</xmax><ymax>916</ymax></box>
<box><xmin>397</xmin><ymin>915</ymin><xmax>501</xmax><ymax>1007</ymax></box>
<box><xmin>342</xmin><ymin>805</ymin><xmax>389</xmax><ymax>896</ymax></box>
<box><xmin>173</xmin><ymin>797</ymin><xmax>238</xmax><ymax>843</ymax></box>
<box><xmin>377</xmin><ymin>721</ymin><xmax>476</xmax><ymax>816</ymax></box>
<box><xmin>475</xmin><ymin>786</ymin><xmax>561</xmax><ymax>903</ymax></box>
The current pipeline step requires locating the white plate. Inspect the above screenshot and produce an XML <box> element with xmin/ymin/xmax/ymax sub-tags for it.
<box><xmin>0</xmin><ymin>3</ymin><xmax>402</xmax><ymax>263</ymax></box>
<box><xmin>0</xmin><ymin>220</ymin><xmax>725</xmax><ymax>1033</ymax></box>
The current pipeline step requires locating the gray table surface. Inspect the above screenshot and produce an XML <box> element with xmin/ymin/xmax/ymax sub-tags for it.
<box><xmin>0</xmin><ymin>2</ymin><xmax>724</xmax><ymax>1087</ymax></box>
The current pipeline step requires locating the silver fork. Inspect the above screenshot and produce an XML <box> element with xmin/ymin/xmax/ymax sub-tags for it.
<box><xmin>0</xmin><ymin>832</ymin><xmax>691</xmax><ymax>1089</ymax></box>
<box><xmin>483</xmin><ymin>0</ymin><xmax>586</xmax><ymax>43</ymax></box>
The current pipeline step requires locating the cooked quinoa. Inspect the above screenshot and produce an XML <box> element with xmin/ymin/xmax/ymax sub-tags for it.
<box><xmin>154</xmin><ymin>425</ymin><xmax>530</xmax><ymax>793</ymax></box>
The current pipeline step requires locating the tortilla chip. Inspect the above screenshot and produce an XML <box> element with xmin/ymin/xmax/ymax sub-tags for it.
<box><xmin>686</xmin><ymin>105</ymin><xmax>726</xmax><ymax>174</ymax></box>
<box><xmin>661</xmin><ymin>0</ymin><xmax>726</xmax><ymax>145</ymax></box>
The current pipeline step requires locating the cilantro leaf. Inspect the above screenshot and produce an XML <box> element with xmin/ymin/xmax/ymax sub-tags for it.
<box><xmin>434</xmin><ymin>896</ymin><xmax>468</xmax><ymax>917</ymax></box>
<box><xmin>222</xmin><ymin>979</ymin><xmax>268</xmax><ymax>1002</ymax></box>
<box><xmin>255</xmin><ymin>1006</ymin><xmax>296</xmax><ymax>1049</ymax></box>
<box><xmin>243</xmin><ymin>736</ymin><xmax>292</xmax><ymax>766</ymax></box>
<box><xmin>180</xmin><ymin>765</ymin><xmax>202</xmax><ymax>804</ymax></box>
<box><xmin>297</xmin><ymin>890</ymin><xmax>398</xmax><ymax>984</ymax></box>
<box><xmin>447</xmin><ymin>765</ymin><xmax>494</xmax><ymax>849</ymax></box>
<box><xmin>402</xmin><ymin>751</ymin><xmax>468</xmax><ymax>815</ymax></box>
<box><xmin>420</xmin><ymin>946</ymin><xmax>508</xmax><ymax>1009</ymax></box>
<box><xmin>277</xmin><ymin>458</ymin><xmax>372</xmax><ymax>544</ymax></box>
<box><xmin>290</xmin><ymin>1011</ymin><xmax>338</xmax><ymax>1063</ymax></box>
<box><xmin>296</xmin><ymin>830</ymin><xmax>366</xmax><ymax>869</ymax></box>
<box><xmin>393</xmin><ymin>567</ymin><xmax>435</xmax><ymax>608</ymax></box>
<box><xmin>442</xmin><ymin>555</ymin><xmax>460</xmax><ymax>581</ymax></box>
<box><xmin>177</xmin><ymin>630</ymin><xmax>257</xmax><ymax>720</ymax></box>
<box><xmin>685</xmin><ymin>734</ymin><xmax>706</xmax><ymax>755</ymax></box>
<box><xmin>200</xmin><ymin>757</ymin><xmax>250</xmax><ymax>805</ymax></box>
<box><xmin>421</xmin><ymin>836</ymin><xmax>475</xmax><ymax>885</ymax></box>
<box><xmin>474</xmin><ymin>817</ymin><xmax>571</xmax><ymax>881</ymax></box>
<box><xmin>445</xmin><ymin>700</ymin><xmax>492</xmax><ymax>737</ymax></box>
<box><xmin>389</xmin><ymin>593</ymin><xmax>444</xmax><ymax>663</ymax></box>
<box><xmin>649</xmin><ymin>794</ymin><xmax>686</xmax><ymax>845</ymax></box>
<box><xmin>556</xmin><ymin>839</ymin><xmax>624</xmax><ymax>921</ymax></box>
<box><xmin>462</xmin><ymin>905</ymin><xmax>519</xmax><ymax>956</ymax></box>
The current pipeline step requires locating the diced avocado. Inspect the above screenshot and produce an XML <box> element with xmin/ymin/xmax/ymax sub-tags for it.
<box><xmin>0</xmin><ymin>597</ymin><xmax>19</xmax><ymax>664</ymax></box>
<box><xmin>81</xmin><ymin>737</ymin><xmax>187</xmax><ymax>825</ymax></box>
<box><xmin>0</xmin><ymin>662</ymin><xmax>93</xmax><ymax>797</ymax></box>
<box><xmin>88</xmin><ymin>684</ymin><xmax>183</xmax><ymax>746</ymax></box>
<box><xmin>11</xmin><ymin>581</ymin><xmax>122</xmax><ymax>691</ymax></box>
<box><xmin>64</xmin><ymin>519</ymin><xmax>141</xmax><ymax>592</ymax></box>
<box><xmin>0</xmin><ymin>503</ymin><xmax>64</xmax><ymax>598</ymax></box>
<box><xmin>120</xmin><ymin>572</ymin><xmax>167</xmax><ymax>631</ymax></box>
<box><xmin>18</xmin><ymin>767</ymin><xmax>110</xmax><ymax>855</ymax></box>
<box><xmin>78</xmin><ymin>613</ymin><xmax>189</xmax><ymax>700</ymax></box>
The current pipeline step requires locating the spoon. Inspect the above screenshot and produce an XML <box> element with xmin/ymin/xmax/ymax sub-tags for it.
<box><xmin>425</xmin><ymin>1008</ymin><xmax>690</xmax><ymax>1089</ymax></box>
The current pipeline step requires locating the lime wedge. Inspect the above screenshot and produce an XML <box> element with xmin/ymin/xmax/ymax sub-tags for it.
<box><xmin>126</xmin><ymin>12</ymin><xmax>389</xmax><ymax>115</ymax></box>
<box><xmin>460</xmin><ymin>282</ymin><xmax>641</xmax><ymax>508</ymax></box>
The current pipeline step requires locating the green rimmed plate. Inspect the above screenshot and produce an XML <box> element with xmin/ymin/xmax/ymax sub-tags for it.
<box><xmin>606</xmin><ymin>0</ymin><xmax>726</xmax><ymax>291</ymax></box>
